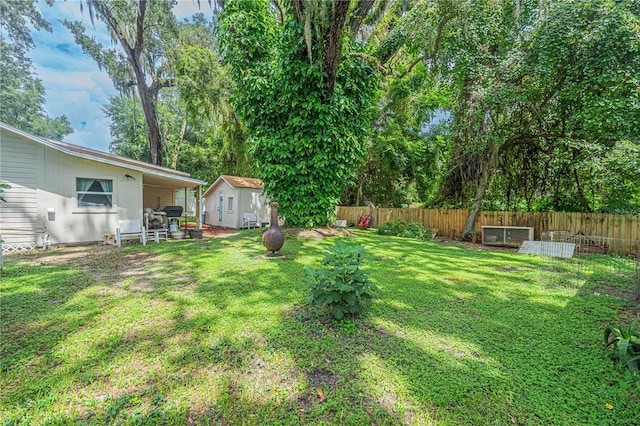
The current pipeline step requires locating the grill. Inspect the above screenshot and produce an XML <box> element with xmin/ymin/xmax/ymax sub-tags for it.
<box><xmin>164</xmin><ymin>206</ymin><xmax>184</xmax><ymax>232</ymax></box>
<box><xmin>163</xmin><ymin>206</ymin><xmax>183</xmax><ymax>218</ymax></box>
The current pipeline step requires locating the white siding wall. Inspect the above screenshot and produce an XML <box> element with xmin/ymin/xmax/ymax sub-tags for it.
<box><xmin>144</xmin><ymin>186</ymin><xmax>174</xmax><ymax>211</ymax></box>
<box><xmin>238</xmin><ymin>188</ymin><xmax>269</xmax><ymax>225</ymax></box>
<box><xmin>39</xmin><ymin>147</ymin><xmax>143</xmax><ymax>244</ymax></box>
<box><xmin>203</xmin><ymin>181</ymin><xmax>239</xmax><ymax>228</ymax></box>
<box><xmin>1</xmin><ymin>131</ymin><xmax>144</xmax><ymax>246</ymax></box>
<box><xmin>0</xmin><ymin>132</ymin><xmax>39</xmax><ymax>247</ymax></box>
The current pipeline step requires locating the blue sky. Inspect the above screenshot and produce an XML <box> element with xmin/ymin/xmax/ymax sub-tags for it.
<box><xmin>30</xmin><ymin>1</ymin><xmax>207</xmax><ymax>153</ymax></box>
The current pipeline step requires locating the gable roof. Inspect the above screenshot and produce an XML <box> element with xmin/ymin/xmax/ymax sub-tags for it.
<box><xmin>1</xmin><ymin>122</ymin><xmax>206</xmax><ymax>188</ymax></box>
<box><xmin>203</xmin><ymin>175</ymin><xmax>263</xmax><ymax>197</ymax></box>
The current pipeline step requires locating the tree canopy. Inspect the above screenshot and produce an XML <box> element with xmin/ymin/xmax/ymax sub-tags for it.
<box><xmin>21</xmin><ymin>0</ymin><xmax>640</xmax><ymax>223</ymax></box>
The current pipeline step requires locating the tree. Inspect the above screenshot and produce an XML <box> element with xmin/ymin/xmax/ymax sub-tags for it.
<box><xmin>430</xmin><ymin>0</ymin><xmax>640</xmax><ymax>237</ymax></box>
<box><xmin>219</xmin><ymin>0</ymin><xmax>460</xmax><ymax>226</ymax></box>
<box><xmin>64</xmin><ymin>0</ymin><xmax>179</xmax><ymax>165</ymax></box>
<box><xmin>0</xmin><ymin>0</ymin><xmax>72</xmax><ymax>139</ymax></box>
<box><xmin>343</xmin><ymin>60</ymin><xmax>450</xmax><ymax>207</ymax></box>
<box><xmin>102</xmin><ymin>11</ymin><xmax>250</xmax><ymax>182</ymax></box>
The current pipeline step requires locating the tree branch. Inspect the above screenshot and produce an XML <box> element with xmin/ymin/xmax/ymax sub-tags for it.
<box><xmin>349</xmin><ymin>52</ymin><xmax>400</xmax><ymax>77</ymax></box>
<box><xmin>272</xmin><ymin>0</ymin><xmax>285</xmax><ymax>26</ymax></box>
<box><xmin>135</xmin><ymin>0</ymin><xmax>147</xmax><ymax>57</ymax></box>
<box><xmin>291</xmin><ymin>0</ymin><xmax>304</xmax><ymax>24</ymax></box>
<box><xmin>324</xmin><ymin>0</ymin><xmax>350</xmax><ymax>96</ymax></box>
<box><xmin>352</xmin><ymin>10</ymin><xmax>457</xmax><ymax>80</ymax></box>
<box><xmin>348</xmin><ymin>0</ymin><xmax>375</xmax><ymax>39</ymax></box>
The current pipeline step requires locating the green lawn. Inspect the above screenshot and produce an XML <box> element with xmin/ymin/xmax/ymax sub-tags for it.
<box><xmin>1</xmin><ymin>230</ymin><xmax>638</xmax><ymax>425</ymax></box>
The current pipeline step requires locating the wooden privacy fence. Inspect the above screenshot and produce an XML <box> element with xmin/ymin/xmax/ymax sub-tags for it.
<box><xmin>336</xmin><ymin>206</ymin><xmax>640</xmax><ymax>253</ymax></box>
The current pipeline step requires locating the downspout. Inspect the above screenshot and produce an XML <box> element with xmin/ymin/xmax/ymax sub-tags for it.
<box><xmin>184</xmin><ymin>187</ymin><xmax>188</xmax><ymax>231</ymax></box>
<box><xmin>196</xmin><ymin>185</ymin><xmax>202</xmax><ymax>229</ymax></box>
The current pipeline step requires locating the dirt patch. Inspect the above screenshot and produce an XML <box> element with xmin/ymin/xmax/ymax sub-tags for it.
<box><xmin>200</xmin><ymin>224</ymin><xmax>238</xmax><ymax>238</ymax></box>
<box><xmin>22</xmin><ymin>245</ymin><xmax>117</xmax><ymax>266</ymax></box>
<box><xmin>284</xmin><ymin>227</ymin><xmax>357</xmax><ymax>239</ymax></box>
<box><xmin>499</xmin><ymin>265</ymin><xmax>523</xmax><ymax>272</ymax></box>
<box><xmin>590</xmin><ymin>285</ymin><xmax>634</xmax><ymax>299</ymax></box>
<box><xmin>619</xmin><ymin>304</ymin><xmax>640</xmax><ymax>322</ymax></box>
<box><xmin>306</xmin><ymin>368</ymin><xmax>339</xmax><ymax>388</ymax></box>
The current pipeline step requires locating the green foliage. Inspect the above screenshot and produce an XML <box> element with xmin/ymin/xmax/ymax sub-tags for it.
<box><xmin>604</xmin><ymin>318</ymin><xmax>640</xmax><ymax>380</ymax></box>
<box><xmin>0</xmin><ymin>2</ymin><xmax>72</xmax><ymax>140</ymax></box>
<box><xmin>303</xmin><ymin>241</ymin><xmax>380</xmax><ymax>320</ymax></box>
<box><xmin>344</xmin><ymin>64</ymin><xmax>449</xmax><ymax>207</ymax></box>
<box><xmin>377</xmin><ymin>220</ymin><xmax>434</xmax><ymax>241</ymax></box>
<box><xmin>219</xmin><ymin>0</ymin><xmax>379</xmax><ymax>226</ymax></box>
<box><xmin>1</xmin><ymin>233</ymin><xmax>639</xmax><ymax>424</ymax></box>
<box><xmin>0</xmin><ymin>183</ymin><xmax>10</xmax><ymax>203</ymax></box>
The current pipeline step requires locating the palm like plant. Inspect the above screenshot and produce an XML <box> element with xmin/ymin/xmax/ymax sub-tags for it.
<box><xmin>604</xmin><ymin>318</ymin><xmax>640</xmax><ymax>375</ymax></box>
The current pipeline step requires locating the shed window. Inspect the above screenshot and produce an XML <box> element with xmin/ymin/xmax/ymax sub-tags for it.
<box><xmin>227</xmin><ymin>197</ymin><xmax>234</xmax><ymax>211</ymax></box>
<box><xmin>77</xmin><ymin>178</ymin><xmax>113</xmax><ymax>208</ymax></box>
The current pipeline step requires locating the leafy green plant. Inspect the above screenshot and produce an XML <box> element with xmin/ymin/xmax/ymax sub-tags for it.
<box><xmin>604</xmin><ymin>318</ymin><xmax>640</xmax><ymax>378</ymax></box>
<box><xmin>0</xmin><ymin>183</ymin><xmax>10</xmax><ymax>203</ymax></box>
<box><xmin>377</xmin><ymin>220</ymin><xmax>433</xmax><ymax>241</ymax></box>
<box><xmin>303</xmin><ymin>241</ymin><xmax>381</xmax><ymax>320</ymax></box>
<box><xmin>219</xmin><ymin>1</ymin><xmax>378</xmax><ymax>227</ymax></box>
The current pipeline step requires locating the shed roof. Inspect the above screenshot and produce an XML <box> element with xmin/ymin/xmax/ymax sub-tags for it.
<box><xmin>1</xmin><ymin>122</ymin><xmax>206</xmax><ymax>189</ymax></box>
<box><xmin>203</xmin><ymin>175</ymin><xmax>264</xmax><ymax>198</ymax></box>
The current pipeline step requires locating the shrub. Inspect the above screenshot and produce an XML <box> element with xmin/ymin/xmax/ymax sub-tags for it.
<box><xmin>377</xmin><ymin>220</ymin><xmax>433</xmax><ymax>241</ymax></box>
<box><xmin>604</xmin><ymin>318</ymin><xmax>640</xmax><ymax>380</ymax></box>
<box><xmin>303</xmin><ymin>240</ymin><xmax>381</xmax><ymax>320</ymax></box>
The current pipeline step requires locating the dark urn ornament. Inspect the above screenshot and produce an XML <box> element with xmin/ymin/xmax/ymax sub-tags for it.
<box><xmin>262</xmin><ymin>202</ymin><xmax>284</xmax><ymax>255</ymax></box>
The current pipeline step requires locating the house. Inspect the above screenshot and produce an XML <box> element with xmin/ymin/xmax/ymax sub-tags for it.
<box><xmin>203</xmin><ymin>175</ymin><xmax>268</xmax><ymax>229</ymax></box>
<box><xmin>0</xmin><ymin>123</ymin><xmax>206</xmax><ymax>251</ymax></box>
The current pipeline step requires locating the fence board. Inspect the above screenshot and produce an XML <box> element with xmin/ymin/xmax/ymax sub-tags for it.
<box><xmin>337</xmin><ymin>206</ymin><xmax>639</xmax><ymax>254</ymax></box>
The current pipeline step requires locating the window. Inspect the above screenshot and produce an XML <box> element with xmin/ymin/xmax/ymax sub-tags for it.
<box><xmin>227</xmin><ymin>196</ymin><xmax>234</xmax><ymax>211</ymax></box>
<box><xmin>76</xmin><ymin>178</ymin><xmax>113</xmax><ymax>208</ymax></box>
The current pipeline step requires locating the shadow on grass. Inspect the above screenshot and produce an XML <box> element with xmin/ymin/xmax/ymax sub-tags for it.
<box><xmin>1</xmin><ymin>231</ymin><xmax>637</xmax><ymax>425</ymax></box>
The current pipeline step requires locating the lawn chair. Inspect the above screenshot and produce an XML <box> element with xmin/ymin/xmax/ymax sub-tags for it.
<box><xmin>116</xmin><ymin>219</ymin><xmax>147</xmax><ymax>247</ymax></box>
<box><xmin>242</xmin><ymin>212</ymin><xmax>259</xmax><ymax>229</ymax></box>
<box><xmin>357</xmin><ymin>215</ymin><xmax>371</xmax><ymax>229</ymax></box>
<box><xmin>144</xmin><ymin>208</ymin><xmax>168</xmax><ymax>243</ymax></box>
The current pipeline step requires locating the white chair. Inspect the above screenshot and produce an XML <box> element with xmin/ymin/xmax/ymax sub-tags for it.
<box><xmin>116</xmin><ymin>220</ymin><xmax>147</xmax><ymax>247</ymax></box>
<box><xmin>242</xmin><ymin>212</ymin><xmax>259</xmax><ymax>229</ymax></box>
<box><xmin>147</xmin><ymin>227</ymin><xmax>168</xmax><ymax>243</ymax></box>
<box><xmin>143</xmin><ymin>209</ymin><xmax>168</xmax><ymax>243</ymax></box>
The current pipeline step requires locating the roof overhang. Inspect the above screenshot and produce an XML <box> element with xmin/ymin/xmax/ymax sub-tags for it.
<box><xmin>1</xmin><ymin>123</ymin><xmax>206</xmax><ymax>189</ymax></box>
<box><xmin>203</xmin><ymin>176</ymin><xmax>227</xmax><ymax>198</ymax></box>
<box><xmin>203</xmin><ymin>175</ymin><xmax>263</xmax><ymax>198</ymax></box>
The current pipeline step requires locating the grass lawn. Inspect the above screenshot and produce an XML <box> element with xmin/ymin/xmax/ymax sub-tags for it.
<box><xmin>1</xmin><ymin>230</ymin><xmax>638</xmax><ymax>425</ymax></box>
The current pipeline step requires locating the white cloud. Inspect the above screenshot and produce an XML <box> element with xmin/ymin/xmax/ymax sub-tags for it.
<box><xmin>29</xmin><ymin>1</ymin><xmax>208</xmax><ymax>153</ymax></box>
<box><xmin>173</xmin><ymin>0</ymin><xmax>212</xmax><ymax>18</ymax></box>
<box><xmin>29</xmin><ymin>2</ymin><xmax>117</xmax><ymax>152</ymax></box>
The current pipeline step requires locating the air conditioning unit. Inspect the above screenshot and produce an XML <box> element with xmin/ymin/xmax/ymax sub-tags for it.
<box><xmin>482</xmin><ymin>226</ymin><xmax>534</xmax><ymax>247</ymax></box>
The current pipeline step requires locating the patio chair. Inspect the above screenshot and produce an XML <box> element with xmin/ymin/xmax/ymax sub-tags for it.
<box><xmin>144</xmin><ymin>208</ymin><xmax>168</xmax><ymax>243</ymax></box>
<box><xmin>116</xmin><ymin>219</ymin><xmax>147</xmax><ymax>247</ymax></box>
<box><xmin>242</xmin><ymin>212</ymin><xmax>259</xmax><ymax>229</ymax></box>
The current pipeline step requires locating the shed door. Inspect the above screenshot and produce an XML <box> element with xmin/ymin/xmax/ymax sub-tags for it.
<box><xmin>217</xmin><ymin>191</ymin><xmax>223</xmax><ymax>224</ymax></box>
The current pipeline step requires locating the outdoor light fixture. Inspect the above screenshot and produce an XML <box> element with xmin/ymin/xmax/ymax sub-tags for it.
<box><xmin>124</xmin><ymin>173</ymin><xmax>135</xmax><ymax>180</ymax></box>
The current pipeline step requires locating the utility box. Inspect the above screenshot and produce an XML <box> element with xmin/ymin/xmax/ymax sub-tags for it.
<box><xmin>482</xmin><ymin>226</ymin><xmax>534</xmax><ymax>247</ymax></box>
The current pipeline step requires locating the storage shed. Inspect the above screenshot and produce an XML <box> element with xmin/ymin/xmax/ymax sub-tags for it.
<box><xmin>203</xmin><ymin>175</ymin><xmax>268</xmax><ymax>229</ymax></box>
<box><xmin>0</xmin><ymin>123</ymin><xmax>206</xmax><ymax>251</ymax></box>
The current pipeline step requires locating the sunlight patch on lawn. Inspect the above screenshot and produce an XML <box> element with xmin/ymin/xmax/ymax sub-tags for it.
<box><xmin>359</xmin><ymin>352</ymin><xmax>435</xmax><ymax>424</ymax></box>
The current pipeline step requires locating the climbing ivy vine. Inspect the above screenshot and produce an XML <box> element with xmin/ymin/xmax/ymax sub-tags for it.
<box><xmin>219</xmin><ymin>0</ymin><xmax>378</xmax><ymax>227</ymax></box>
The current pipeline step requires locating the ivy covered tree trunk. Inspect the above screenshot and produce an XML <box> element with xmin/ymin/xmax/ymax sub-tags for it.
<box><xmin>219</xmin><ymin>0</ymin><xmax>378</xmax><ymax>227</ymax></box>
